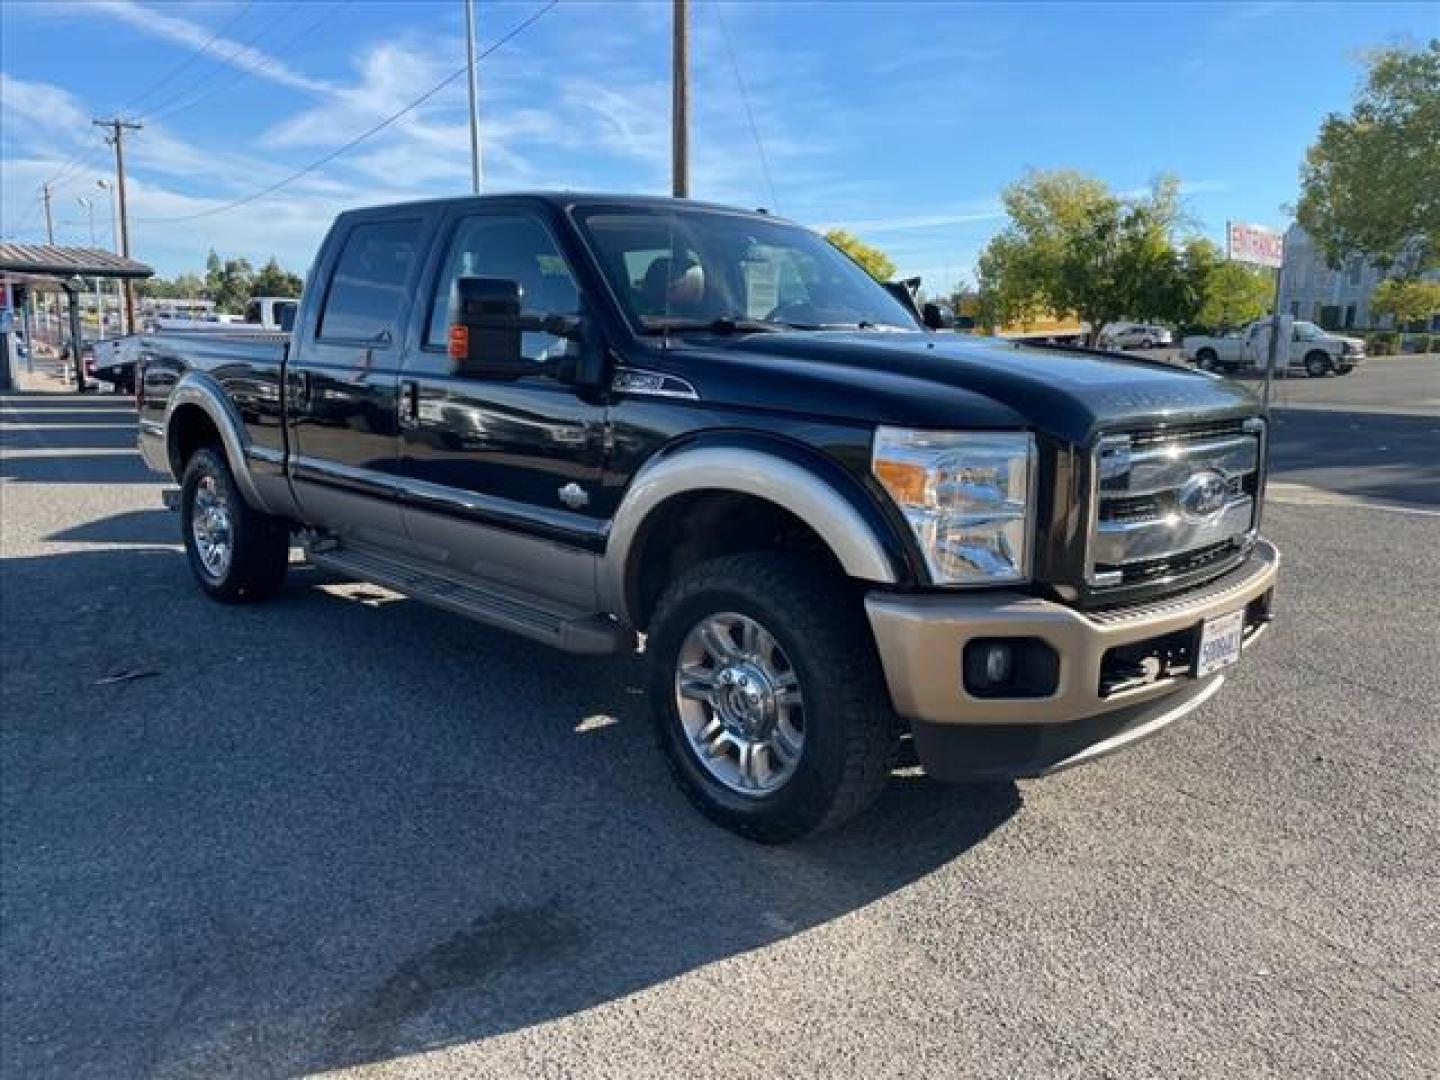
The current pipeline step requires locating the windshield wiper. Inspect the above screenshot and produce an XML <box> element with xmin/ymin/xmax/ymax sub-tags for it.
<box><xmin>642</xmin><ymin>315</ymin><xmax>784</xmax><ymax>335</ymax></box>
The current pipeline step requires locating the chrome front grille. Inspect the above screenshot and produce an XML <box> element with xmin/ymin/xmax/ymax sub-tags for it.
<box><xmin>1088</xmin><ymin>419</ymin><xmax>1264</xmax><ymax>588</ymax></box>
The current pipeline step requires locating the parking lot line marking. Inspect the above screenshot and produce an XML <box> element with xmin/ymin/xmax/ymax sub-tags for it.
<box><xmin>1266</xmin><ymin>482</ymin><xmax>1440</xmax><ymax>518</ymax></box>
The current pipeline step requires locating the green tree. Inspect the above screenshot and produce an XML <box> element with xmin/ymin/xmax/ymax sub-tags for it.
<box><xmin>1296</xmin><ymin>40</ymin><xmax>1440</xmax><ymax>274</ymax></box>
<box><xmin>1172</xmin><ymin>238</ymin><xmax>1273</xmax><ymax>329</ymax></box>
<box><xmin>977</xmin><ymin>170</ymin><xmax>1189</xmax><ymax>346</ymax></box>
<box><xmin>250</xmin><ymin>257</ymin><xmax>303</xmax><ymax>300</ymax></box>
<box><xmin>210</xmin><ymin>257</ymin><xmax>254</xmax><ymax>314</ymax></box>
<box><xmin>823</xmin><ymin>229</ymin><xmax>896</xmax><ymax>281</ymax></box>
<box><xmin>1370</xmin><ymin>278</ymin><xmax>1440</xmax><ymax>326</ymax></box>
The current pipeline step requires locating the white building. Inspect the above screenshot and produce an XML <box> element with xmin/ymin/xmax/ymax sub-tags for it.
<box><xmin>1277</xmin><ymin>225</ymin><xmax>1440</xmax><ymax>331</ymax></box>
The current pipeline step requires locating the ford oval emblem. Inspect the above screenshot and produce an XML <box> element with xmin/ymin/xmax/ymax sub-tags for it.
<box><xmin>1178</xmin><ymin>470</ymin><xmax>1230</xmax><ymax>521</ymax></box>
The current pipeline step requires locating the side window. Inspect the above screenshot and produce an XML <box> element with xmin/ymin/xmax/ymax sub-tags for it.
<box><xmin>243</xmin><ymin>300</ymin><xmax>261</xmax><ymax>324</ymax></box>
<box><xmin>425</xmin><ymin>213</ymin><xmax>578</xmax><ymax>363</ymax></box>
<box><xmin>318</xmin><ymin>219</ymin><xmax>420</xmax><ymax>342</ymax></box>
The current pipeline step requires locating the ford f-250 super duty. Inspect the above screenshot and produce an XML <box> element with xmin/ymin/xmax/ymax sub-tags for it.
<box><xmin>137</xmin><ymin>194</ymin><xmax>1279</xmax><ymax>842</ymax></box>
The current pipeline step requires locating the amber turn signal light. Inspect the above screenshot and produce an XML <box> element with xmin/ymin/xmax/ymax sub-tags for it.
<box><xmin>448</xmin><ymin>324</ymin><xmax>469</xmax><ymax>359</ymax></box>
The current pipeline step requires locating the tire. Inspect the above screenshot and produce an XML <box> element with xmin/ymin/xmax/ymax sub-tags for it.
<box><xmin>1140</xmin><ymin>338</ymin><xmax>1154</xmax><ymax>349</ymax></box>
<box><xmin>1305</xmin><ymin>351</ymin><xmax>1332</xmax><ymax>377</ymax></box>
<box><xmin>1196</xmin><ymin>348</ymin><xmax>1217</xmax><ymax>370</ymax></box>
<box><xmin>647</xmin><ymin>552</ymin><xmax>899</xmax><ymax>843</ymax></box>
<box><xmin>180</xmin><ymin>447</ymin><xmax>290</xmax><ymax>604</ymax></box>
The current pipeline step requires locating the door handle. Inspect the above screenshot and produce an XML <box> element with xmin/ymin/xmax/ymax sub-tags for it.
<box><xmin>399</xmin><ymin>379</ymin><xmax>419</xmax><ymax>425</ymax></box>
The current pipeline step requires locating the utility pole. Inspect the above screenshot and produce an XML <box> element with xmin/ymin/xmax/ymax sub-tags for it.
<box><xmin>41</xmin><ymin>182</ymin><xmax>55</xmax><ymax>245</ymax></box>
<box><xmin>672</xmin><ymin>0</ymin><xmax>689</xmax><ymax>198</ymax></box>
<box><xmin>94</xmin><ymin>117</ymin><xmax>142</xmax><ymax>335</ymax></box>
<box><xmin>464</xmin><ymin>0</ymin><xmax>483</xmax><ymax>194</ymax></box>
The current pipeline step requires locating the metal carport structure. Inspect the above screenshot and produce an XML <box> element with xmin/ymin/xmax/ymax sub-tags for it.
<box><xmin>0</xmin><ymin>244</ymin><xmax>153</xmax><ymax>392</ymax></box>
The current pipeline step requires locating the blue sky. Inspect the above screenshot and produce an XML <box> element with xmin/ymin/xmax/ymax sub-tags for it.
<box><xmin>2</xmin><ymin>1</ymin><xmax>1436</xmax><ymax>289</ymax></box>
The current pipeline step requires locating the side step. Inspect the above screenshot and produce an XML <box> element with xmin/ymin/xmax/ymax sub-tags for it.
<box><xmin>306</xmin><ymin>540</ymin><xmax>634</xmax><ymax>656</ymax></box>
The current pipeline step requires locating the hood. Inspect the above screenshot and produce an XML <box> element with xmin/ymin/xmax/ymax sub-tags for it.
<box><xmin>653</xmin><ymin>331</ymin><xmax>1259</xmax><ymax>446</ymax></box>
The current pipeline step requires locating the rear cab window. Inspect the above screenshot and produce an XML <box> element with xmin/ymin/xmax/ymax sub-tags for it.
<box><xmin>318</xmin><ymin>219</ymin><xmax>422</xmax><ymax>343</ymax></box>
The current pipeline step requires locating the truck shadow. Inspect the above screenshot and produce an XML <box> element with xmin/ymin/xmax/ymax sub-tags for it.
<box><xmin>0</xmin><ymin>547</ymin><xmax>1020</xmax><ymax>1078</ymax></box>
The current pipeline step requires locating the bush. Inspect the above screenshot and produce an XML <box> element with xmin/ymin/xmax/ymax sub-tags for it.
<box><xmin>1366</xmin><ymin>331</ymin><xmax>1400</xmax><ymax>356</ymax></box>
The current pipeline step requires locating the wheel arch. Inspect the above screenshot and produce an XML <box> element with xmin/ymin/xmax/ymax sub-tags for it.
<box><xmin>602</xmin><ymin>436</ymin><xmax>914</xmax><ymax>629</ymax></box>
<box><xmin>165</xmin><ymin>373</ymin><xmax>272</xmax><ymax>513</ymax></box>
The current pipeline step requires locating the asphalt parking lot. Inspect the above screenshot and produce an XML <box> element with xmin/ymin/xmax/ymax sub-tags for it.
<box><xmin>2</xmin><ymin>360</ymin><xmax>1437</xmax><ymax>1078</ymax></box>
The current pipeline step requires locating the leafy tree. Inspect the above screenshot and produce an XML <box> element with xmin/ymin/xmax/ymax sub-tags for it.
<box><xmin>1296</xmin><ymin>40</ymin><xmax>1440</xmax><ymax>274</ymax></box>
<box><xmin>1172</xmin><ymin>238</ymin><xmax>1273</xmax><ymax>329</ymax></box>
<box><xmin>1370</xmin><ymin>278</ymin><xmax>1440</xmax><ymax>326</ymax></box>
<box><xmin>210</xmin><ymin>257</ymin><xmax>255</xmax><ymax>314</ymax></box>
<box><xmin>977</xmin><ymin>170</ymin><xmax>1189</xmax><ymax>346</ymax></box>
<box><xmin>823</xmin><ymin>229</ymin><xmax>896</xmax><ymax>281</ymax></box>
<box><xmin>250</xmin><ymin>257</ymin><xmax>303</xmax><ymax>300</ymax></box>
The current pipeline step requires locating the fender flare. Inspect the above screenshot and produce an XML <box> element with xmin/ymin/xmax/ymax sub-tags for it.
<box><xmin>165</xmin><ymin>372</ymin><xmax>273</xmax><ymax>513</ymax></box>
<box><xmin>600</xmin><ymin>443</ymin><xmax>904</xmax><ymax>625</ymax></box>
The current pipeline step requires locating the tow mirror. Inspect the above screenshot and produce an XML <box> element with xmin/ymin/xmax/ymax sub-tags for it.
<box><xmin>449</xmin><ymin>275</ymin><xmax>595</xmax><ymax>383</ymax></box>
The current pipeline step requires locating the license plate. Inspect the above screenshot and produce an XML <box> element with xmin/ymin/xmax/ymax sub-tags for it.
<box><xmin>1195</xmin><ymin>609</ymin><xmax>1245</xmax><ymax>678</ymax></box>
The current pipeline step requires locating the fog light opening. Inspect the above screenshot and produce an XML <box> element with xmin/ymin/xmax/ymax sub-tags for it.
<box><xmin>963</xmin><ymin>637</ymin><xmax>1060</xmax><ymax>699</ymax></box>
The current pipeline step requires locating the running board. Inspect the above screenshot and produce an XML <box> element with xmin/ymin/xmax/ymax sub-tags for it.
<box><xmin>306</xmin><ymin>541</ymin><xmax>633</xmax><ymax>656</ymax></box>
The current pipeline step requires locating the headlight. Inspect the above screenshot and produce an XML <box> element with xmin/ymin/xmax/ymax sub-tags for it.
<box><xmin>872</xmin><ymin>428</ymin><xmax>1035</xmax><ymax>585</ymax></box>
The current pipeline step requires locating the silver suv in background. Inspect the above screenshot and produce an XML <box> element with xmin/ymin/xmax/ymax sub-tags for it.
<box><xmin>1100</xmin><ymin>323</ymin><xmax>1174</xmax><ymax>350</ymax></box>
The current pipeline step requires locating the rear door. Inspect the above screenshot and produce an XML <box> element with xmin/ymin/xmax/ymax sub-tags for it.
<box><xmin>287</xmin><ymin>212</ymin><xmax>436</xmax><ymax>554</ymax></box>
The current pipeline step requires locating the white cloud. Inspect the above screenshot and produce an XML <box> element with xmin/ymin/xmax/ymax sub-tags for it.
<box><xmin>82</xmin><ymin>0</ymin><xmax>334</xmax><ymax>98</ymax></box>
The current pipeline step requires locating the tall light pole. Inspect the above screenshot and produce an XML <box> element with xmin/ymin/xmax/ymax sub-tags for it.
<box><xmin>97</xmin><ymin>179</ymin><xmax>122</xmax><ymax>333</ymax></box>
<box><xmin>672</xmin><ymin>0</ymin><xmax>689</xmax><ymax>198</ymax></box>
<box><xmin>464</xmin><ymin>0</ymin><xmax>483</xmax><ymax>194</ymax></box>
<box><xmin>77</xmin><ymin>197</ymin><xmax>103</xmax><ymax>333</ymax></box>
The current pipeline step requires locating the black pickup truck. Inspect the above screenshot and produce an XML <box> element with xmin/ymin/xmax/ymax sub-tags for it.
<box><xmin>137</xmin><ymin>194</ymin><xmax>1279</xmax><ymax>841</ymax></box>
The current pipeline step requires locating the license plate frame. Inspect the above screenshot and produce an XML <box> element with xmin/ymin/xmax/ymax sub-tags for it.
<box><xmin>1195</xmin><ymin>608</ymin><xmax>1245</xmax><ymax>679</ymax></box>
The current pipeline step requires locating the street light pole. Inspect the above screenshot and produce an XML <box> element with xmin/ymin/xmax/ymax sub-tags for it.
<box><xmin>464</xmin><ymin>0</ymin><xmax>483</xmax><ymax>195</ymax></box>
<box><xmin>77</xmin><ymin>197</ymin><xmax>103</xmax><ymax>334</ymax></box>
<box><xmin>97</xmin><ymin>179</ymin><xmax>122</xmax><ymax>334</ymax></box>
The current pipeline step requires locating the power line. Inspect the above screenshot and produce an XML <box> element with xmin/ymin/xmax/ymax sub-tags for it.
<box><xmin>124</xmin><ymin>0</ymin><xmax>259</xmax><ymax>117</ymax></box>
<box><xmin>142</xmin><ymin>0</ymin><xmax>348</xmax><ymax>124</ymax></box>
<box><xmin>713</xmin><ymin>0</ymin><xmax>778</xmax><ymax>213</ymax></box>
<box><xmin>138</xmin><ymin>1</ymin><xmax>560</xmax><ymax>225</ymax></box>
<box><xmin>35</xmin><ymin>3</ymin><xmax>258</xmax><ymax>194</ymax></box>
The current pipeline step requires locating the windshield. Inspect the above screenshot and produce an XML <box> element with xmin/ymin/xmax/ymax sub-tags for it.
<box><xmin>573</xmin><ymin>205</ymin><xmax>919</xmax><ymax>333</ymax></box>
<box><xmin>1293</xmin><ymin>320</ymin><xmax>1324</xmax><ymax>339</ymax></box>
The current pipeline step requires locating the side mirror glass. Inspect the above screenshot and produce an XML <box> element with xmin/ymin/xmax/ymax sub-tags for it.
<box><xmin>922</xmin><ymin>302</ymin><xmax>954</xmax><ymax>331</ymax></box>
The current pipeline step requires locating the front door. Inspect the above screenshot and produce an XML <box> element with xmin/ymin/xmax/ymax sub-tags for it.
<box><xmin>288</xmin><ymin>214</ymin><xmax>432</xmax><ymax>554</ymax></box>
<box><xmin>395</xmin><ymin>209</ymin><xmax>607</xmax><ymax>611</ymax></box>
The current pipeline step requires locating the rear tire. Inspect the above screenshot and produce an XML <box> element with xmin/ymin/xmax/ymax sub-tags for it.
<box><xmin>1305</xmin><ymin>350</ymin><xmax>1332</xmax><ymax>377</ymax></box>
<box><xmin>647</xmin><ymin>552</ymin><xmax>899</xmax><ymax>843</ymax></box>
<box><xmin>1196</xmin><ymin>348</ymin><xmax>1217</xmax><ymax>370</ymax></box>
<box><xmin>180</xmin><ymin>447</ymin><xmax>290</xmax><ymax>604</ymax></box>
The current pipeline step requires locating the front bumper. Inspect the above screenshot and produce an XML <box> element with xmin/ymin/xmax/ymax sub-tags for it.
<box><xmin>865</xmin><ymin>539</ymin><xmax>1279</xmax><ymax>779</ymax></box>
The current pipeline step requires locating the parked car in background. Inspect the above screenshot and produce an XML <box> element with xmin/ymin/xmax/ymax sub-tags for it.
<box><xmin>1182</xmin><ymin>318</ymin><xmax>1364</xmax><ymax>376</ymax></box>
<box><xmin>1100</xmin><ymin>323</ymin><xmax>1173</xmax><ymax>350</ymax></box>
<box><xmin>242</xmin><ymin>296</ymin><xmax>299</xmax><ymax>332</ymax></box>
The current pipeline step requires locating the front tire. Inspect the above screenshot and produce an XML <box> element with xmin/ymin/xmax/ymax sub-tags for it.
<box><xmin>181</xmin><ymin>447</ymin><xmax>290</xmax><ymax>604</ymax></box>
<box><xmin>1196</xmin><ymin>348</ymin><xmax>1217</xmax><ymax>370</ymax></box>
<box><xmin>1305</xmin><ymin>350</ymin><xmax>1332</xmax><ymax>377</ymax></box>
<box><xmin>647</xmin><ymin>552</ymin><xmax>899</xmax><ymax>843</ymax></box>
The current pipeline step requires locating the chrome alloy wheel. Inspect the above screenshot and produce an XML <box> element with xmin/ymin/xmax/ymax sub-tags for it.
<box><xmin>674</xmin><ymin>612</ymin><xmax>805</xmax><ymax>795</ymax></box>
<box><xmin>190</xmin><ymin>475</ymin><xmax>234</xmax><ymax>580</ymax></box>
